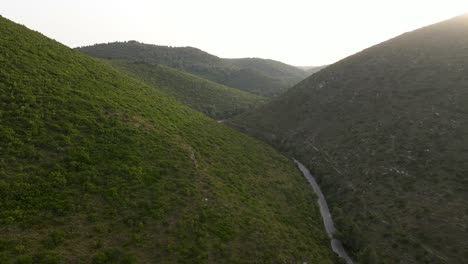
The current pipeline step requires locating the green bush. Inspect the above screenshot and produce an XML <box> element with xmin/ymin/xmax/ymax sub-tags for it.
<box><xmin>34</xmin><ymin>252</ymin><xmax>61</xmax><ymax>264</ymax></box>
<box><xmin>92</xmin><ymin>248</ymin><xmax>136</xmax><ymax>264</ymax></box>
<box><xmin>14</xmin><ymin>255</ymin><xmax>33</xmax><ymax>264</ymax></box>
<box><xmin>43</xmin><ymin>231</ymin><xmax>65</xmax><ymax>249</ymax></box>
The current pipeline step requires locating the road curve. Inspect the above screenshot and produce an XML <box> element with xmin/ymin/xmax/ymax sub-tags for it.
<box><xmin>294</xmin><ymin>159</ymin><xmax>354</xmax><ymax>264</ymax></box>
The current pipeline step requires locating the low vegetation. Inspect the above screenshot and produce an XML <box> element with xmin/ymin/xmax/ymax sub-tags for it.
<box><xmin>0</xmin><ymin>16</ymin><xmax>337</xmax><ymax>263</ymax></box>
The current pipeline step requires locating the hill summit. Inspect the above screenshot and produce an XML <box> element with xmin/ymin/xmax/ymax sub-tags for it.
<box><xmin>77</xmin><ymin>41</ymin><xmax>309</xmax><ymax>97</ymax></box>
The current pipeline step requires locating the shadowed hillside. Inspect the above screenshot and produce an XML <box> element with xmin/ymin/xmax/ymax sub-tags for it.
<box><xmin>0</xmin><ymin>16</ymin><xmax>337</xmax><ymax>263</ymax></box>
<box><xmin>76</xmin><ymin>42</ymin><xmax>309</xmax><ymax>97</ymax></box>
<box><xmin>230</xmin><ymin>14</ymin><xmax>468</xmax><ymax>264</ymax></box>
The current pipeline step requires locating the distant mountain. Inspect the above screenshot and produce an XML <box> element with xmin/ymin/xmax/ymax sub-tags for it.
<box><xmin>296</xmin><ymin>65</ymin><xmax>328</xmax><ymax>75</ymax></box>
<box><xmin>110</xmin><ymin>61</ymin><xmax>266</xmax><ymax>120</ymax></box>
<box><xmin>0</xmin><ymin>16</ymin><xmax>337</xmax><ymax>263</ymax></box>
<box><xmin>229</xmin><ymin>14</ymin><xmax>468</xmax><ymax>264</ymax></box>
<box><xmin>76</xmin><ymin>42</ymin><xmax>309</xmax><ymax>97</ymax></box>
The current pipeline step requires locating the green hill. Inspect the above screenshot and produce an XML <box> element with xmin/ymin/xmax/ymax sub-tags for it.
<box><xmin>110</xmin><ymin>61</ymin><xmax>266</xmax><ymax>120</ymax></box>
<box><xmin>229</xmin><ymin>14</ymin><xmax>468</xmax><ymax>264</ymax></box>
<box><xmin>76</xmin><ymin>42</ymin><xmax>309</xmax><ymax>97</ymax></box>
<box><xmin>0</xmin><ymin>16</ymin><xmax>337</xmax><ymax>263</ymax></box>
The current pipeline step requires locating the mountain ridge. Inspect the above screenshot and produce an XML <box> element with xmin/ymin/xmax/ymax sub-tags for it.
<box><xmin>76</xmin><ymin>41</ymin><xmax>309</xmax><ymax>97</ymax></box>
<box><xmin>229</xmin><ymin>14</ymin><xmax>468</xmax><ymax>264</ymax></box>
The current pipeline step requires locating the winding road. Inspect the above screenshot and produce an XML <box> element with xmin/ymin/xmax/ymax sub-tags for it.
<box><xmin>294</xmin><ymin>160</ymin><xmax>354</xmax><ymax>264</ymax></box>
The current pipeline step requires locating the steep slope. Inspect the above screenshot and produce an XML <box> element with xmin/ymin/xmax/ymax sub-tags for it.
<box><xmin>110</xmin><ymin>61</ymin><xmax>266</xmax><ymax>120</ymax></box>
<box><xmin>76</xmin><ymin>42</ymin><xmax>308</xmax><ymax>97</ymax></box>
<box><xmin>230</xmin><ymin>14</ymin><xmax>468</xmax><ymax>264</ymax></box>
<box><xmin>0</xmin><ymin>16</ymin><xmax>338</xmax><ymax>263</ymax></box>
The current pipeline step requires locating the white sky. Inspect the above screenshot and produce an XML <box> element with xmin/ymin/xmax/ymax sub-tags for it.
<box><xmin>2</xmin><ymin>0</ymin><xmax>468</xmax><ymax>65</ymax></box>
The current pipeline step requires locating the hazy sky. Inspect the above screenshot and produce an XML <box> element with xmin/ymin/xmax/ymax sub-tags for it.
<box><xmin>2</xmin><ymin>0</ymin><xmax>468</xmax><ymax>65</ymax></box>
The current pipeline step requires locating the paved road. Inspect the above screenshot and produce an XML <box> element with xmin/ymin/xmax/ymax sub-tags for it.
<box><xmin>295</xmin><ymin>160</ymin><xmax>354</xmax><ymax>264</ymax></box>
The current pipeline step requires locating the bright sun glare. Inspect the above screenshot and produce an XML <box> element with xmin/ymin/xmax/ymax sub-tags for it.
<box><xmin>1</xmin><ymin>0</ymin><xmax>468</xmax><ymax>65</ymax></box>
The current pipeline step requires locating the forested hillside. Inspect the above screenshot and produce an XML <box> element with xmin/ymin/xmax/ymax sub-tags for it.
<box><xmin>110</xmin><ymin>61</ymin><xmax>266</xmax><ymax>120</ymax></box>
<box><xmin>0</xmin><ymin>16</ymin><xmax>337</xmax><ymax>263</ymax></box>
<box><xmin>77</xmin><ymin>42</ymin><xmax>309</xmax><ymax>97</ymax></box>
<box><xmin>230</xmin><ymin>14</ymin><xmax>468</xmax><ymax>264</ymax></box>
